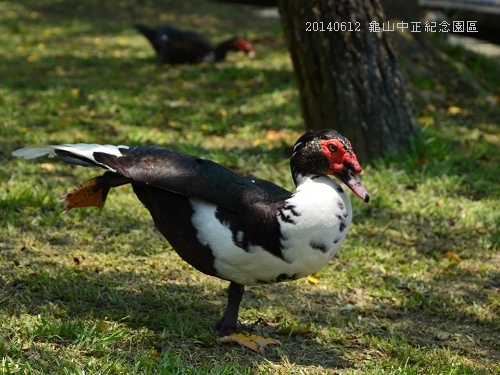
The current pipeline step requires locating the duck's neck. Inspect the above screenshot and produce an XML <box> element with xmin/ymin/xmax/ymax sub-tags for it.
<box><xmin>281</xmin><ymin>172</ymin><xmax>352</xmax><ymax>247</ymax></box>
<box><xmin>289</xmin><ymin>139</ymin><xmax>330</xmax><ymax>188</ymax></box>
<box><xmin>289</xmin><ymin>172</ymin><xmax>350</xmax><ymax>214</ymax></box>
<box><xmin>292</xmin><ymin>172</ymin><xmax>322</xmax><ymax>189</ymax></box>
<box><xmin>214</xmin><ymin>39</ymin><xmax>237</xmax><ymax>61</ymax></box>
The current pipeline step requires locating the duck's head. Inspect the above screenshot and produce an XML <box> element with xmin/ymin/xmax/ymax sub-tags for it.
<box><xmin>291</xmin><ymin>129</ymin><xmax>369</xmax><ymax>203</ymax></box>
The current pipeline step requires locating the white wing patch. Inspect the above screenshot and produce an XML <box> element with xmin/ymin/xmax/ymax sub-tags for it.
<box><xmin>203</xmin><ymin>51</ymin><xmax>216</xmax><ymax>62</ymax></box>
<box><xmin>12</xmin><ymin>144</ymin><xmax>129</xmax><ymax>171</ymax></box>
<box><xmin>12</xmin><ymin>147</ymin><xmax>59</xmax><ymax>159</ymax></box>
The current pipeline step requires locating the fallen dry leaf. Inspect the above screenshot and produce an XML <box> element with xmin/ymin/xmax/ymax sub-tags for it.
<box><xmin>220</xmin><ymin>333</ymin><xmax>280</xmax><ymax>352</ymax></box>
<box><xmin>150</xmin><ymin>348</ymin><xmax>159</xmax><ymax>358</ymax></box>
<box><xmin>97</xmin><ymin>321</ymin><xmax>108</xmax><ymax>332</ymax></box>
<box><xmin>307</xmin><ymin>275</ymin><xmax>320</xmax><ymax>285</ymax></box>
<box><xmin>444</xmin><ymin>251</ymin><xmax>463</xmax><ymax>262</ymax></box>
<box><xmin>448</xmin><ymin>106</ymin><xmax>462</xmax><ymax>115</ymax></box>
<box><xmin>40</xmin><ymin>163</ymin><xmax>54</xmax><ymax>172</ymax></box>
<box><xmin>414</xmin><ymin>158</ymin><xmax>428</xmax><ymax>166</ymax></box>
<box><xmin>418</xmin><ymin>116</ymin><xmax>435</xmax><ymax>126</ymax></box>
<box><xmin>265</xmin><ymin>130</ymin><xmax>280</xmax><ymax>141</ymax></box>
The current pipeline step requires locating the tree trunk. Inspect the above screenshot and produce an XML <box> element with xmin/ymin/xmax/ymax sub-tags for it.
<box><xmin>277</xmin><ymin>0</ymin><xmax>418</xmax><ymax>162</ymax></box>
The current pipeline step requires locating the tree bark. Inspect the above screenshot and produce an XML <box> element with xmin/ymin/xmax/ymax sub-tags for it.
<box><xmin>277</xmin><ymin>0</ymin><xmax>418</xmax><ymax>162</ymax></box>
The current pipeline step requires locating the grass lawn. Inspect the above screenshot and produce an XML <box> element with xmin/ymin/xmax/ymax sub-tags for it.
<box><xmin>0</xmin><ymin>0</ymin><xmax>498</xmax><ymax>374</ymax></box>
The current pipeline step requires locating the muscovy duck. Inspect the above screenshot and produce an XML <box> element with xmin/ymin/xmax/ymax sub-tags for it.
<box><xmin>12</xmin><ymin>129</ymin><xmax>369</xmax><ymax>352</ymax></box>
<box><xmin>133</xmin><ymin>24</ymin><xmax>254</xmax><ymax>64</ymax></box>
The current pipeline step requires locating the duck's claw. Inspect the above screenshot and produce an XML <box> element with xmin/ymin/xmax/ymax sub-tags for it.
<box><xmin>219</xmin><ymin>332</ymin><xmax>281</xmax><ymax>352</ymax></box>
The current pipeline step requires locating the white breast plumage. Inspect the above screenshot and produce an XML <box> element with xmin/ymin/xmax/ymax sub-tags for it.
<box><xmin>190</xmin><ymin>175</ymin><xmax>352</xmax><ymax>285</ymax></box>
<box><xmin>277</xmin><ymin>176</ymin><xmax>352</xmax><ymax>276</ymax></box>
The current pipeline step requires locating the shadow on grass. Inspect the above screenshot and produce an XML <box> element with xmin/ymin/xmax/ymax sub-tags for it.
<box><xmin>352</xmin><ymin>122</ymin><xmax>498</xmax><ymax>258</ymax></box>
<box><xmin>1</xmin><ymin>51</ymin><xmax>297</xmax><ymax>154</ymax></box>
<box><xmin>2</xmin><ymin>0</ymin><xmax>271</xmax><ymax>33</ymax></box>
<box><xmin>4</xmin><ymin>0</ymin><xmax>274</xmax><ymax>40</ymax></box>
<box><xmin>283</xmin><ymin>282</ymin><xmax>499</xmax><ymax>365</ymax></box>
<box><xmin>1</xmin><ymin>263</ymin><xmax>352</xmax><ymax>370</ymax></box>
<box><xmin>1</xmin><ymin>255</ymin><xmax>497</xmax><ymax>369</ymax></box>
<box><xmin>1</xmin><ymin>0</ymin><xmax>291</xmax><ymax>153</ymax></box>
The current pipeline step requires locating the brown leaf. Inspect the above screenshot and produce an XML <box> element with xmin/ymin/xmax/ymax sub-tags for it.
<box><xmin>436</xmin><ymin>199</ymin><xmax>445</xmax><ymax>206</ymax></box>
<box><xmin>96</xmin><ymin>321</ymin><xmax>108</xmax><ymax>332</ymax></box>
<box><xmin>418</xmin><ymin>116</ymin><xmax>435</xmax><ymax>126</ymax></box>
<box><xmin>265</xmin><ymin>130</ymin><xmax>280</xmax><ymax>141</ymax></box>
<box><xmin>444</xmin><ymin>251</ymin><xmax>463</xmax><ymax>262</ymax></box>
<box><xmin>448</xmin><ymin>106</ymin><xmax>462</xmax><ymax>115</ymax></box>
<box><xmin>40</xmin><ymin>163</ymin><xmax>54</xmax><ymax>172</ymax></box>
<box><xmin>307</xmin><ymin>275</ymin><xmax>320</xmax><ymax>285</ymax></box>
<box><xmin>414</xmin><ymin>158</ymin><xmax>428</xmax><ymax>167</ymax></box>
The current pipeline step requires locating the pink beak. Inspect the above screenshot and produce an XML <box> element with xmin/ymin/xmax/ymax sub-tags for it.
<box><xmin>335</xmin><ymin>169</ymin><xmax>369</xmax><ymax>203</ymax></box>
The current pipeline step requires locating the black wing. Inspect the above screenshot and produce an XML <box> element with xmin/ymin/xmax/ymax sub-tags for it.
<box><xmin>93</xmin><ymin>146</ymin><xmax>291</xmax><ymax>213</ymax></box>
<box><xmin>156</xmin><ymin>25</ymin><xmax>213</xmax><ymax>64</ymax></box>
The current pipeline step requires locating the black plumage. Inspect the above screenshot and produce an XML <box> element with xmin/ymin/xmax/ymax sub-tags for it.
<box><xmin>134</xmin><ymin>24</ymin><xmax>254</xmax><ymax>64</ymax></box>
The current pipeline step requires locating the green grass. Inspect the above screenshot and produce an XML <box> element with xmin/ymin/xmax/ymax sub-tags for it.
<box><xmin>1</xmin><ymin>0</ymin><xmax>499</xmax><ymax>374</ymax></box>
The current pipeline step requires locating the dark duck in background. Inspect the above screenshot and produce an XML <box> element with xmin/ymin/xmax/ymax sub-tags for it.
<box><xmin>134</xmin><ymin>24</ymin><xmax>254</xmax><ymax>64</ymax></box>
<box><xmin>13</xmin><ymin>129</ymin><xmax>369</xmax><ymax>351</ymax></box>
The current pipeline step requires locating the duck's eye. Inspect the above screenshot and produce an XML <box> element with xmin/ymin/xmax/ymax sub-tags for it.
<box><xmin>328</xmin><ymin>143</ymin><xmax>337</xmax><ymax>152</ymax></box>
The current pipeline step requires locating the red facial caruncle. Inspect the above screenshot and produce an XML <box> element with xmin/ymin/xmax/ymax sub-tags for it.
<box><xmin>234</xmin><ymin>38</ymin><xmax>254</xmax><ymax>57</ymax></box>
<box><xmin>320</xmin><ymin>138</ymin><xmax>369</xmax><ymax>203</ymax></box>
<box><xmin>320</xmin><ymin>138</ymin><xmax>362</xmax><ymax>175</ymax></box>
